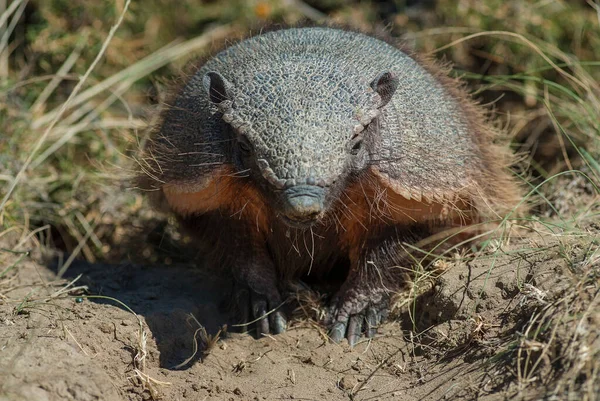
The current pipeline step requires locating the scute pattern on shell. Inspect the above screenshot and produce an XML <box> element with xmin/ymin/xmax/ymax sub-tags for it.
<box><xmin>222</xmin><ymin>61</ymin><xmax>381</xmax><ymax>184</ymax></box>
<box><xmin>159</xmin><ymin>27</ymin><xmax>481</xmax><ymax>196</ymax></box>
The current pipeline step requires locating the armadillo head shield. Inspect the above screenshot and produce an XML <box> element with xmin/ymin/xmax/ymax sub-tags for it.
<box><xmin>203</xmin><ymin>66</ymin><xmax>398</xmax><ymax>227</ymax></box>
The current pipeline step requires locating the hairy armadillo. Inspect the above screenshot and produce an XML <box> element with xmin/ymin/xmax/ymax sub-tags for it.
<box><xmin>139</xmin><ymin>27</ymin><xmax>522</xmax><ymax>346</ymax></box>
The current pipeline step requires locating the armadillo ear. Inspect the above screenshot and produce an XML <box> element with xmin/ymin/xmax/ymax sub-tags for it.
<box><xmin>203</xmin><ymin>71</ymin><xmax>233</xmax><ymax>104</ymax></box>
<box><xmin>370</xmin><ymin>72</ymin><xmax>399</xmax><ymax>107</ymax></box>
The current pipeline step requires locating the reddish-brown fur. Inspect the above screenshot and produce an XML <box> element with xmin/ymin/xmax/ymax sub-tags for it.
<box><xmin>332</xmin><ymin>167</ymin><xmax>478</xmax><ymax>264</ymax></box>
<box><xmin>162</xmin><ymin>165</ymin><xmax>271</xmax><ymax>234</ymax></box>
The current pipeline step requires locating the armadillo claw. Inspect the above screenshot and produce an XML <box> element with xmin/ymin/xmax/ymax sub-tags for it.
<box><xmin>365</xmin><ymin>307</ymin><xmax>379</xmax><ymax>338</ymax></box>
<box><xmin>236</xmin><ymin>286</ymin><xmax>287</xmax><ymax>337</ymax></box>
<box><xmin>327</xmin><ymin>302</ymin><xmax>388</xmax><ymax>347</ymax></box>
<box><xmin>347</xmin><ymin>314</ymin><xmax>363</xmax><ymax>346</ymax></box>
<box><xmin>329</xmin><ymin>321</ymin><xmax>347</xmax><ymax>343</ymax></box>
<box><xmin>270</xmin><ymin>310</ymin><xmax>287</xmax><ymax>334</ymax></box>
<box><xmin>251</xmin><ymin>293</ymin><xmax>270</xmax><ymax>335</ymax></box>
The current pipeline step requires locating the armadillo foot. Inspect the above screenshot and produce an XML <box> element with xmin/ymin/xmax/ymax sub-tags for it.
<box><xmin>234</xmin><ymin>283</ymin><xmax>287</xmax><ymax>336</ymax></box>
<box><xmin>326</xmin><ymin>288</ymin><xmax>389</xmax><ymax>347</ymax></box>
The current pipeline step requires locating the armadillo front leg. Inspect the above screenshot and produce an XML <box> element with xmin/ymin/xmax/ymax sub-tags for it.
<box><xmin>231</xmin><ymin>246</ymin><xmax>287</xmax><ymax>336</ymax></box>
<box><xmin>327</xmin><ymin>226</ymin><xmax>423</xmax><ymax>346</ymax></box>
<box><xmin>327</xmin><ymin>279</ymin><xmax>391</xmax><ymax>346</ymax></box>
<box><xmin>186</xmin><ymin>213</ymin><xmax>287</xmax><ymax>336</ymax></box>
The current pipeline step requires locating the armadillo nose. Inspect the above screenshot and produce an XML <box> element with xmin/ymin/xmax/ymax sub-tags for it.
<box><xmin>282</xmin><ymin>186</ymin><xmax>324</xmax><ymax>224</ymax></box>
<box><xmin>287</xmin><ymin>195</ymin><xmax>322</xmax><ymax>219</ymax></box>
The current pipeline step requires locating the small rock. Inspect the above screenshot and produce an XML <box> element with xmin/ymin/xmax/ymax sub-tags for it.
<box><xmin>339</xmin><ymin>375</ymin><xmax>358</xmax><ymax>391</ymax></box>
<box><xmin>98</xmin><ymin>322</ymin><xmax>112</xmax><ymax>334</ymax></box>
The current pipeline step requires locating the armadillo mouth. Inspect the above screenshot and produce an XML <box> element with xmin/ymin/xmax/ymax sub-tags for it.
<box><xmin>280</xmin><ymin>215</ymin><xmax>321</xmax><ymax>229</ymax></box>
<box><xmin>280</xmin><ymin>185</ymin><xmax>325</xmax><ymax>227</ymax></box>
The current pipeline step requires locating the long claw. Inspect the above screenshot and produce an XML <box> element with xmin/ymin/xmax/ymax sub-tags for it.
<box><xmin>270</xmin><ymin>310</ymin><xmax>287</xmax><ymax>334</ymax></box>
<box><xmin>366</xmin><ymin>307</ymin><xmax>379</xmax><ymax>338</ymax></box>
<box><xmin>330</xmin><ymin>321</ymin><xmax>347</xmax><ymax>343</ymax></box>
<box><xmin>347</xmin><ymin>315</ymin><xmax>363</xmax><ymax>347</ymax></box>
<box><xmin>251</xmin><ymin>295</ymin><xmax>269</xmax><ymax>336</ymax></box>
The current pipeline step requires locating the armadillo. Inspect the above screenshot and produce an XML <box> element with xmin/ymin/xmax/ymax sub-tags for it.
<box><xmin>138</xmin><ymin>27</ymin><xmax>522</xmax><ymax>346</ymax></box>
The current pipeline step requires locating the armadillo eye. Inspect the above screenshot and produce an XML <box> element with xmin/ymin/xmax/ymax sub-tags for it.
<box><xmin>238</xmin><ymin>138</ymin><xmax>252</xmax><ymax>154</ymax></box>
<box><xmin>350</xmin><ymin>139</ymin><xmax>363</xmax><ymax>155</ymax></box>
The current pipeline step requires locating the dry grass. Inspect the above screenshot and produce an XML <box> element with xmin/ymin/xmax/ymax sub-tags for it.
<box><xmin>485</xmin><ymin>236</ymin><xmax>599</xmax><ymax>400</ymax></box>
<box><xmin>1</xmin><ymin>0</ymin><xmax>599</xmax><ymax>400</ymax></box>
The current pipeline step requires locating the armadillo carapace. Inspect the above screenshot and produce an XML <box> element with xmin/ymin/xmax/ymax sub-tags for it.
<box><xmin>139</xmin><ymin>27</ymin><xmax>522</xmax><ymax>346</ymax></box>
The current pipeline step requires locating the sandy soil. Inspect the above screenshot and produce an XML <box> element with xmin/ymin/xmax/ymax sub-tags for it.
<box><xmin>0</xmin><ymin>219</ymin><xmax>598</xmax><ymax>401</ymax></box>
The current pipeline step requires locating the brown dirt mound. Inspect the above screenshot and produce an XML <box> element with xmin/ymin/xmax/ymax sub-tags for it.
<box><xmin>1</xmin><ymin>223</ymin><xmax>598</xmax><ymax>401</ymax></box>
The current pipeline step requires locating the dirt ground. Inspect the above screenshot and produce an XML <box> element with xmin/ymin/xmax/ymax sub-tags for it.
<box><xmin>1</xmin><ymin>212</ymin><xmax>598</xmax><ymax>401</ymax></box>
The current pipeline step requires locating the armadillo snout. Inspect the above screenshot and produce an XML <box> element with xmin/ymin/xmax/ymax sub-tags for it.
<box><xmin>281</xmin><ymin>185</ymin><xmax>324</xmax><ymax>226</ymax></box>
